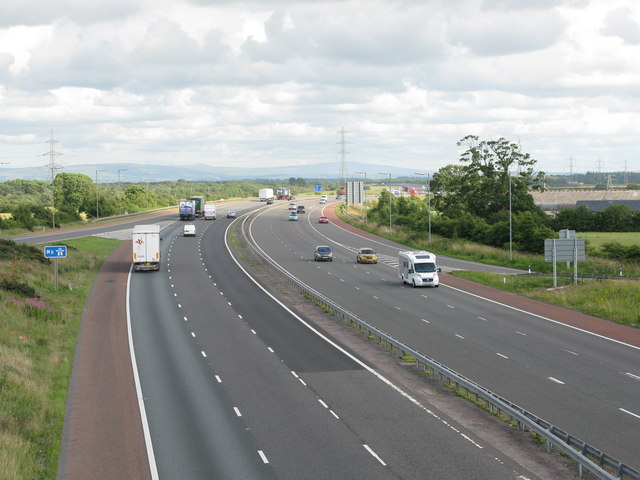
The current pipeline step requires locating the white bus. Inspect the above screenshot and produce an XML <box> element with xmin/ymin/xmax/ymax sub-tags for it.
<box><xmin>398</xmin><ymin>250</ymin><xmax>440</xmax><ymax>287</ymax></box>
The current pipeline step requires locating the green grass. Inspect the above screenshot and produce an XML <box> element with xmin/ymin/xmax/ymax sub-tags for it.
<box><xmin>579</xmin><ymin>232</ymin><xmax>640</xmax><ymax>248</ymax></box>
<box><xmin>451</xmin><ymin>271</ymin><xmax>640</xmax><ymax>328</ymax></box>
<box><xmin>0</xmin><ymin>237</ymin><xmax>119</xmax><ymax>480</ymax></box>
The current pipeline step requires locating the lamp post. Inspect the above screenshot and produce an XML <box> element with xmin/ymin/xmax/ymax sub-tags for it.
<box><xmin>508</xmin><ymin>169</ymin><xmax>513</xmax><ymax>261</ymax></box>
<box><xmin>118</xmin><ymin>168</ymin><xmax>127</xmax><ymax>184</ymax></box>
<box><xmin>378</xmin><ymin>172</ymin><xmax>392</xmax><ymax>233</ymax></box>
<box><xmin>354</xmin><ymin>171</ymin><xmax>367</xmax><ymax>224</ymax></box>
<box><xmin>95</xmin><ymin>169</ymin><xmax>106</xmax><ymax>220</ymax></box>
<box><xmin>414</xmin><ymin>172</ymin><xmax>432</xmax><ymax>243</ymax></box>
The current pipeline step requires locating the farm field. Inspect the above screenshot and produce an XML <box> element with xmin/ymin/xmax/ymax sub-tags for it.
<box><xmin>579</xmin><ymin>232</ymin><xmax>640</xmax><ymax>248</ymax></box>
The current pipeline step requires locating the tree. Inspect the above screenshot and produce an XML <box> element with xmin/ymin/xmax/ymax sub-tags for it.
<box><xmin>432</xmin><ymin>136</ymin><xmax>545</xmax><ymax>219</ymax></box>
<box><xmin>54</xmin><ymin>173</ymin><xmax>95</xmax><ymax>215</ymax></box>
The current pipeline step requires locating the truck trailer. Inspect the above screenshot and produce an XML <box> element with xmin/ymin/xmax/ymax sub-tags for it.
<box><xmin>204</xmin><ymin>204</ymin><xmax>217</xmax><ymax>220</ymax></box>
<box><xmin>132</xmin><ymin>224</ymin><xmax>161</xmax><ymax>271</ymax></box>
<box><xmin>179</xmin><ymin>200</ymin><xmax>195</xmax><ymax>221</ymax></box>
<box><xmin>190</xmin><ymin>196</ymin><xmax>207</xmax><ymax>217</ymax></box>
<box><xmin>259</xmin><ymin>188</ymin><xmax>274</xmax><ymax>201</ymax></box>
<box><xmin>398</xmin><ymin>250</ymin><xmax>440</xmax><ymax>287</ymax></box>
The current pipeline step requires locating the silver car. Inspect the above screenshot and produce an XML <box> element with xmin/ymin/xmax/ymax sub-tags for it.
<box><xmin>314</xmin><ymin>245</ymin><xmax>333</xmax><ymax>262</ymax></box>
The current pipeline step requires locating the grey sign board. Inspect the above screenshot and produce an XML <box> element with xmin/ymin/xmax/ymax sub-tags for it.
<box><xmin>544</xmin><ymin>238</ymin><xmax>585</xmax><ymax>262</ymax></box>
<box><xmin>347</xmin><ymin>181</ymin><xmax>364</xmax><ymax>204</ymax></box>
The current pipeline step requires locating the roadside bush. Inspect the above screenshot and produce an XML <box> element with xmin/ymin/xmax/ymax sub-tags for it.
<box><xmin>599</xmin><ymin>242</ymin><xmax>640</xmax><ymax>262</ymax></box>
<box><xmin>0</xmin><ymin>279</ymin><xmax>37</xmax><ymax>297</ymax></box>
<box><xmin>0</xmin><ymin>239</ymin><xmax>51</xmax><ymax>264</ymax></box>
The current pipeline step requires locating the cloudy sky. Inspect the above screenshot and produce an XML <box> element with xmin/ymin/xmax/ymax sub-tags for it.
<box><xmin>0</xmin><ymin>0</ymin><xmax>638</xmax><ymax>177</ymax></box>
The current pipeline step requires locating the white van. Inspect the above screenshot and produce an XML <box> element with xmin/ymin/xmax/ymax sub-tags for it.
<box><xmin>204</xmin><ymin>204</ymin><xmax>216</xmax><ymax>220</ymax></box>
<box><xmin>398</xmin><ymin>251</ymin><xmax>440</xmax><ymax>287</ymax></box>
<box><xmin>183</xmin><ymin>224</ymin><xmax>196</xmax><ymax>237</ymax></box>
<box><xmin>320</xmin><ymin>195</ymin><xmax>327</xmax><ymax>204</ymax></box>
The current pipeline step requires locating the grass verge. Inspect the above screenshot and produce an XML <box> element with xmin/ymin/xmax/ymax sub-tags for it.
<box><xmin>0</xmin><ymin>237</ymin><xmax>120</xmax><ymax>480</ymax></box>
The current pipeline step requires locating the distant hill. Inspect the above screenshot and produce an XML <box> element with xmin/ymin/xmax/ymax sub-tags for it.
<box><xmin>0</xmin><ymin>162</ymin><xmax>426</xmax><ymax>183</ymax></box>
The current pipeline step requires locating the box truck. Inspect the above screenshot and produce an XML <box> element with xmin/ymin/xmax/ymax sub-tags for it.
<box><xmin>276</xmin><ymin>187</ymin><xmax>291</xmax><ymax>200</ymax></box>
<box><xmin>398</xmin><ymin>250</ymin><xmax>440</xmax><ymax>287</ymax></box>
<box><xmin>179</xmin><ymin>200</ymin><xmax>195</xmax><ymax>220</ymax></box>
<box><xmin>259</xmin><ymin>188</ymin><xmax>274</xmax><ymax>202</ymax></box>
<box><xmin>132</xmin><ymin>224</ymin><xmax>161</xmax><ymax>271</ymax></box>
<box><xmin>204</xmin><ymin>204</ymin><xmax>217</xmax><ymax>220</ymax></box>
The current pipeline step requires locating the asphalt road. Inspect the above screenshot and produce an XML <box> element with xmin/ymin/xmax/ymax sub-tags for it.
<box><xmin>128</xmin><ymin>206</ymin><xmax>544</xmax><ymax>479</ymax></box>
<box><xmin>246</xmin><ymin>199</ymin><xmax>640</xmax><ymax>471</ymax></box>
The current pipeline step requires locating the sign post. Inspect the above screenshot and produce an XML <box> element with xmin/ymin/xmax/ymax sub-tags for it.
<box><xmin>44</xmin><ymin>245</ymin><xmax>68</xmax><ymax>290</ymax></box>
<box><xmin>544</xmin><ymin>236</ymin><xmax>585</xmax><ymax>286</ymax></box>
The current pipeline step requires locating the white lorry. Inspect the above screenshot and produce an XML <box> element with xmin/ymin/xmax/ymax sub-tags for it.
<box><xmin>204</xmin><ymin>204</ymin><xmax>217</xmax><ymax>220</ymax></box>
<box><xmin>398</xmin><ymin>250</ymin><xmax>440</xmax><ymax>287</ymax></box>
<box><xmin>259</xmin><ymin>188</ymin><xmax>274</xmax><ymax>202</ymax></box>
<box><xmin>132</xmin><ymin>224</ymin><xmax>161</xmax><ymax>271</ymax></box>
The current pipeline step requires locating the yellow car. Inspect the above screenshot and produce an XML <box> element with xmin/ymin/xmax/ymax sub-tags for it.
<box><xmin>356</xmin><ymin>248</ymin><xmax>378</xmax><ymax>264</ymax></box>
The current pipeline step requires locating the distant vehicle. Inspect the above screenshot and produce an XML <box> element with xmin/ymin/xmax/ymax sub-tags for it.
<box><xmin>318</xmin><ymin>216</ymin><xmax>329</xmax><ymax>224</ymax></box>
<box><xmin>335</xmin><ymin>195</ymin><xmax>342</xmax><ymax>200</ymax></box>
<box><xmin>183</xmin><ymin>224</ymin><xmax>196</xmax><ymax>237</ymax></box>
<box><xmin>398</xmin><ymin>250</ymin><xmax>440</xmax><ymax>287</ymax></box>
<box><xmin>314</xmin><ymin>245</ymin><xmax>333</xmax><ymax>262</ymax></box>
<box><xmin>179</xmin><ymin>200</ymin><xmax>195</xmax><ymax>221</ymax></box>
<box><xmin>276</xmin><ymin>187</ymin><xmax>291</xmax><ymax>200</ymax></box>
<box><xmin>266</xmin><ymin>197</ymin><xmax>274</xmax><ymax>205</ymax></box>
<box><xmin>259</xmin><ymin>188</ymin><xmax>274</xmax><ymax>201</ymax></box>
<box><xmin>132</xmin><ymin>224</ymin><xmax>161</xmax><ymax>271</ymax></box>
<box><xmin>319</xmin><ymin>195</ymin><xmax>327</xmax><ymax>204</ymax></box>
<box><xmin>288</xmin><ymin>202</ymin><xmax>297</xmax><ymax>210</ymax></box>
<box><xmin>226</xmin><ymin>210</ymin><xmax>237</xmax><ymax>218</ymax></box>
<box><xmin>288</xmin><ymin>212</ymin><xmax>298</xmax><ymax>221</ymax></box>
<box><xmin>189</xmin><ymin>196</ymin><xmax>206</xmax><ymax>217</ymax></box>
<box><xmin>296</xmin><ymin>205</ymin><xmax>305</xmax><ymax>214</ymax></box>
<box><xmin>289</xmin><ymin>196</ymin><xmax>295</xmax><ymax>201</ymax></box>
<box><xmin>356</xmin><ymin>248</ymin><xmax>378</xmax><ymax>264</ymax></box>
<box><xmin>204</xmin><ymin>204</ymin><xmax>217</xmax><ymax>220</ymax></box>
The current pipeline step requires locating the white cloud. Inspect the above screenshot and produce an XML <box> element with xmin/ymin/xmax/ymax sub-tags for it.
<box><xmin>0</xmin><ymin>0</ymin><xmax>639</xmax><ymax>175</ymax></box>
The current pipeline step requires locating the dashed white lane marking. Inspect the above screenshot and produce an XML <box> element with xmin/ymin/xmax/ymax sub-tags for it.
<box><xmin>455</xmin><ymin>334</ymin><xmax>465</xmax><ymax>339</ymax></box>
<box><xmin>496</xmin><ymin>353</ymin><xmax>509</xmax><ymax>359</ymax></box>
<box><xmin>373</xmin><ymin>295</ymin><xmax>379</xmax><ymax>300</ymax></box>
<box><xmin>363</xmin><ymin>444</ymin><xmax>387</xmax><ymax>466</ymax></box>
<box><xmin>624</xmin><ymin>372</ymin><xmax>640</xmax><ymax>381</ymax></box>
<box><xmin>299</xmin><ymin>378</ymin><xmax>307</xmax><ymax>386</ymax></box>
<box><xmin>238</xmin><ymin>315</ymin><xmax>243</xmax><ymax>319</ymax></box>
<box><xmin>564</xmin><ymin>349</ymin><xmax>579</xmax><ymax>356</ymax></box>
<box><xmin>447</xmin><ymin>305</ymin><xmax>455</xmax><ymax>309</ymax></box>
<box><xmin>233</xmin><ymin>407</ymin><xmax>242</xmax><ymax>417</ymax></box>
<box><xmin>330</xmin><ymin>410</ymin><xmax>340</xmax><ymax>419</ymax></box>
<box><xmin>183</xmin><ymin>316</ymin><xmax>187</xmax><ymax>321</ymax></box>
<box><xmin>619</xmin><ymin>408</ymin><xmax>640</xmax><ymax>419</ymax></box>
<box><xmin>215</xmin><ymin>375</ymin><xmax>222</xmax><ymax>383</ymax></box>
<box><xmin>191</xmin><ymin>332</ymin><xmax>196</xmax><ymax>337</ymax></box>
<box><xmin>318</xmin><ymin>399</ymin><xmax>328</xmax><ymax>409</ymax></box>
<box><xmin>394</xmin><ymin>306</ymin><xmax>402</xmax><ymax>310</ymax></box>
<box><xmin>515</xmin><ymin>331</ymin><xmax>527</xmax><ymax>336</ymax></box>
<box><xmin>421</xmin><ymin>319</ymin><xmax>429</xmax><ymax>324</ymax></box>
<box><xmin>548</xmin><ymin>377</ymin><xmax>565</xmax><ymax>384</ymax></box>
<box><xmin>268</xmin><ymin>347</ymin><xmax>274</xmax><ymax>353</ymax></box>
<box><xmin>201</xmin><ymin>351</ymin><xmax>207</xmax><ymax>358</ymax></box>
<box><xmin>258</xmin><ymin>450</ymin><xmax>269</xmax><ymax>464</ymax></box>
<box><xmin>421</xmin><ymin>294</ymin><xmax>428</xmax><ymax>299</ymax></box>
<box><xmin>251</xmin><ymin>329</ymin><xmax>257</xmax><ymax>334</ymax></box>
<box><xmin>291</xmin><ymin>371</ymin><xmax>299</xmax><ymax>379</ymax></box>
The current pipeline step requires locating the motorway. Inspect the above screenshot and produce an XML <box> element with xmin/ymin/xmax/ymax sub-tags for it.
<box><xmin>21</xmin><ymin>199</ymin><xmax>637</xmax><ymax>478</ymax></box>
<box><xmin>246</xmin><ymin>199</ymin><xmax>640</xmax><ymax>471</ymax></box>
<box><xmin>128</xmin><ymin>201</ymin><xmax>541</xmax><ymax>479</ymax></box>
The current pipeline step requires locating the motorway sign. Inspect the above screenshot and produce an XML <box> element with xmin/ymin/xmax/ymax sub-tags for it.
<box><xmin>544</xmin><ymin>238</ymin><xmax>585</xmax><ymax>262</ymax></box>
<box><xmin>314</xmin><ymin>185</ymin><xmax>322</xmax><ymax>192</ymax></box>
<box><xmin>44</xmin><ymin>245</ymin><xmax>68</xmax><ymax>258</ymax></box>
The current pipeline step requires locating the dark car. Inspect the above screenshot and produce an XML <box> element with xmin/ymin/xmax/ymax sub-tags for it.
<box><xmin>226</xmin><ymin>210</ymin><xmax>237</xmax><ymax>218</ymax></box>
<box><xmin>296</xmin><ymin>205</ymin><xmax>305</xmax><ymax>214</ymax></box>
<box><xmin>314</xmin><ymin>245</ymin><xmax>333</xmax><ymax>262</ymax></box>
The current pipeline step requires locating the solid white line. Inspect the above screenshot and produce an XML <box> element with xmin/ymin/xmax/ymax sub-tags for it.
<box><xmin>442</xmin><ymin>283</ymin><xmax>640</xmax><ymax>351</ymax></box>
<box><xmin>299</xmin><ymin>378</ymin><xmax>307</xmax><ymax>386</ymax></box>
<box><xmin>258</xmin><ymin>450</ymin><xmax>269</xmax><ymax>464</ymax></box>
<box><xmin>496</xmin><ymin>353</ymin><xmax>509</xmax><ymax>359</ymax></box>
<box><xmin>624</xmin><ymin>372</ymin><xmax>640</xmax><ymax>381</ymax></box>
<box><xmin>363</xmin><ymin>444</ymin><xmax>387</xmax><ymax>466</ymax></box>
<box><xmin>291</xmin><ymin>371</ymin><xmax>299</xmax><ymax>378</ymax></box>
<box><xmin>548</xmin><ymin>377</ymin><xmax>565</xmax><ymax>384</ymax></box>
<box><xmin>126</xmin><ymin>268</ymin><xmax>160</xmax><ymax>480</ymax></box>
<box><xmin>619</xmin><ymin>408</ymin><xmax>640</xmax><ymax>419</ymax></box>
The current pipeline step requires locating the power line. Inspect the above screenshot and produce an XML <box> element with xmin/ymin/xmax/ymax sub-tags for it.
<box><xmin>336</xmin><ymin>127</ymin><xmax>349</xmax><ymax>188</ymax></box>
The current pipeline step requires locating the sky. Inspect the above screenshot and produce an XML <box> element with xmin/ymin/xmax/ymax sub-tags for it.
<box><xmin>0</xmin><ymin>0</ymin><xmax>639</xmax><ymax>178</ymax></box>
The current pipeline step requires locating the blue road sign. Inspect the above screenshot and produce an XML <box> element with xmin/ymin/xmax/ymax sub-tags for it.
<box><xmin>44</xmin><ymin>246</ymin><xmax>67</xmax><ymax>258</ymax></box>
<box><xmin>314</xmin><ymin>185</ymin><xmax>322</xmax><ymax>192</ymax></box>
